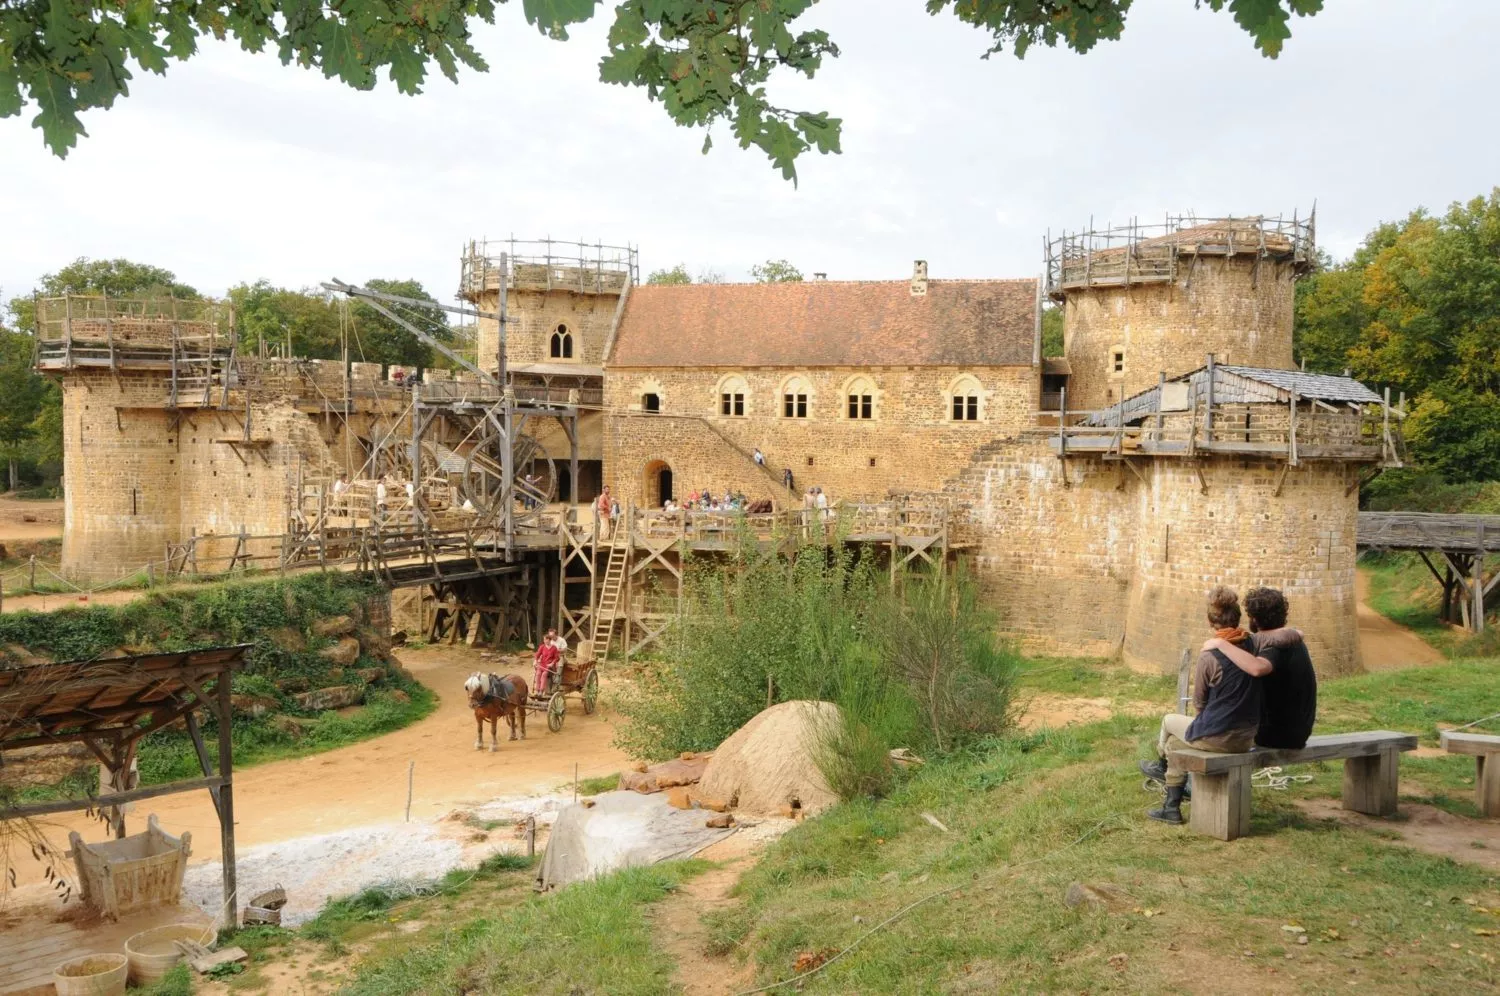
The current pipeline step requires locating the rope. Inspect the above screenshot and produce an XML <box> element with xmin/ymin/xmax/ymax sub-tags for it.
<box><xmin>1456</xmin><ymin>712</ymin><xmax>1500</xmax><ymax>732</ymax></box>
<box><xmin>732</xmin><ymin>814</ymin><xmax>1127</xmax><ymax>995</ymax></box>
<box><xmin>1251</xmin><ymin>766</ymin><xmax>1313</xmax><ymax>791</ymax></box>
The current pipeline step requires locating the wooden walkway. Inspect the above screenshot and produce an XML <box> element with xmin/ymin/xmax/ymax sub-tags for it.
<box><xmin>1358</xmin><ymin>512</ymin><xmax>1500</xmax><ymax>633</ymax></box>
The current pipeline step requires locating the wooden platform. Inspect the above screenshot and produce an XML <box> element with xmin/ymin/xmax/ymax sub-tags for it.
<box><xmin>0</xmin><ymin>897</ymin><xmax>211</xmax><ymax>995</ymax></box>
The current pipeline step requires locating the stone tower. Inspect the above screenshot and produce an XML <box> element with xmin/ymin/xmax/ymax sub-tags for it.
<box><xmin>1046</xmin><ymin>215</ymin><xmax>1314</xmax><ymax>409</ymax></box>
<box><xmin>458</xmin><ymin>239</ymin><xmax>637</xmax><ymax>375</ymax></box>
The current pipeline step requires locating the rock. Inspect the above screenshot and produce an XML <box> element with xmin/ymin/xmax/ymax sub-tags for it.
<box><xmin>230</xmin><ymin>693</ymin><xmax>280</xmax><ymax>718</ymax></box>
<box><xmin>293</xmin><ymin>684</ymin><xmax>364</xmax><ymax>711</ymax></box>
<box><xmin>319</xmin><ymin>637</ymin><xmax>361</xmax><ymax>667</ymax></box>
<box><xmin>631</xmin><ymin>762</ymin><xmax>649</xmax><ymax>774</ymax></box>
<box><xmin>694</xmin><ymin>795</ymin><xmax>730</xmax><ymax>813</ymax></box>
<box><xmin>388</xmin><ymin>689</ymin><xmax>411</xmax><ymax>705</ymax></box>
<box><xmin>705</xmin><ymin>813</ymin><xmax>734</xmax><ymax>829</ymax></box>
<box><xmin>1</xmin><ymin>644</ymin><xmax>48</xmax><ymax>667</ymax></box>
<box><xmin>274</xmin><ymin>676</ymin><xmax>310</xmax><ymax>694</ymax></box>
<box><xmin>312</xmin><ymin>615</ymin><xmax>357</xmax><ymax>638</ymax></box>
<box><xmin>355</xmin><ymin>625</ymin><xmax>392</xmax><ymax>657</ymax></box>
<box><xmin>354</xmin><ymin>666</ymin><xmax>387</xmax><ymax>684</ymax></box>
<box><xmin>271</xmin><ymin>715</ymin><xmax>316</xmax><ymax>739</ymax></box>
<box><xmin>268</xmin><ymin>627</ymin><xmax>305</xmax><ymax>653</ymax></box>
<box><xmin>664</xmin><ymin>787</ymin><xmax>693</xmax><ymax>810</ymax></box>
<box><xmin>1065</xmin><ymin>882</ymin><xmax>1131</xmax><ymax>911</ymax></box>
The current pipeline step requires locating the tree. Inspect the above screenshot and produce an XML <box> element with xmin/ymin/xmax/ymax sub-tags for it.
<box><xmin>4</xmin><ymin>2</ymin><xmax>1325</xmax><ymax>179</ymax></box>
<box><xmin>1040</xmin><ymin>306</ymin><xmax>1063</xmax><ymax>357</ymax></box>
<box><xmin>646</xmin><ymin>264</ymin><xmax>693</xmax><ymax>285</ymax></box>
<box><xmin>0</xmin><ymin>330</ymin><xmax>47</xmax><ymax>491</ymax></box>
<box><xmin>751</xmin><ymin>259</ymin><xmax>803</xmax><ymax>283</ymax></box>
<box><xmin>350</xmin><ymin>279</ymin><xmax>453</xmax><ymax>369</ymax></box>
<box><xmin>228</xmin><ymin>281</ymin><xmax>343</xmax><ymax>360</ymax></box>
<box><xmin>7</xmin><ymin>257</ymin><xmax>198</xmax><ymax>334</ymax></box>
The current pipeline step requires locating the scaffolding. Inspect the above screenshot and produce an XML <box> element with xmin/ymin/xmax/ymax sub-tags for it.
<box><xmin>1044</xmin><ymin>212</ymin><xmax>1316</xmax><ymax>298</ymax></box>
<box><xmin>458</xmin><ymin>237</ymin><xmax>639</xmax><ymax>300</ymax></box>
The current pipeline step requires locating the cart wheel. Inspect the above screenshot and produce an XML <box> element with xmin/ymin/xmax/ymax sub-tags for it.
<box><xmin>582</xmin><ymin>668</ymin><xmax>599</xmax><ymax>715</ymax></box>
<box><xmin>547</xmin><ymin>691</ymin><xmax>566</xmax><ymax>732</ymax></box>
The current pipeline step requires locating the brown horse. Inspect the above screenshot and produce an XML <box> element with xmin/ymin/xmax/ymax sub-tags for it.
<box><xmin>464</xmin><ymin>672</ymin><xmax>528</xmax><ymax>751</ymax></box>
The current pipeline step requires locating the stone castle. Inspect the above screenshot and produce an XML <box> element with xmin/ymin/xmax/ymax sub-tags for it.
<box><xmin>40</xmin><ymin>214</ymin><xmax>1398</xmax><ymax>674</ymax></box>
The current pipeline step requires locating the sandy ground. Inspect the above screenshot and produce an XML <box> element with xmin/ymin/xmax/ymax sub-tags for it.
<box><xmin>1296</xmin><ymin>798</ymin><xmax>1500</xmax><ymax>872</ymax></box>
<box><xmin>9</xmin><ymin>645</ymin><xmax>632</xmax><ymax>891</ymax></box>
<box><xmin>1355</xmin><ymin>570</ymin><xmax>1446</xmax><ymax>670</ymax></box>
<box><xmin>1020</xmin><ymin>693</ymin><xmax>1157</xmax><ymax>730</ymax></box>
<box><xmin>0</xmin><ymin>496</ymin><xmax>62</xmax><ymax>544</ymax></box>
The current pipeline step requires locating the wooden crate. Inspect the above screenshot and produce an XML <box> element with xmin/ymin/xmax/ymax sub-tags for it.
<box><xmin>67</xmin><ymin>815</ymin><xmax>192</xmax><ymax>920</ymax></box>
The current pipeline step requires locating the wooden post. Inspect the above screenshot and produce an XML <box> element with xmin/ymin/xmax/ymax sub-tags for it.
<box><xmin>1475</xmin><ymin>526</ymin><xmax>1486</xmax><ymax>634</ymax></box>
<box><xmin>1288</xmin><ymin>389</ymin><xmax>1299</xmax><ymax>466</ymax></box>
<box><xmin>28</xmin><ymin>554</ymin><xmax>36</xmax><ymax>591</ymax></box>
<box><xmin>1342</xmin><ymin>748</ymin><xmax>1399</xmax><ymax>817</ymax></box>
<box><xmin>1056</xmin><ymin>386</ymin><xmax>1067</xmax><ymax>459</ymax></box>
<box><xmin>1203</xmin><ymin>353</ymin><xmax>1215</xmax><ymax>445</ymax></box>
<box><xmin>405</xmin><ymin>760</ymin><xmax>415</xmax><ymax>822</ymax></box>
<box><xmin>1188</xmin><ymin>762</ymin><xmax>1252</xmax><ymax>841</ymax></box>
<box><xmin>525</xmin><ymin>815</ymin><xmax>536</xmax><ymax>858</ymax></box>
<box><xmin>217</xmin><ymin>671</ymin><xmax>238</xmax><ymax>927</ymax></box>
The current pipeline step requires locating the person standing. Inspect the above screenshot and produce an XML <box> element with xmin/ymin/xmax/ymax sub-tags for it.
<box><xmin>596</xmin><ymin>486</ymin><xmax>614</xmax><ymax>539</ymax></box>
<box><xmin>783</xmin><ymin>466</ymin><xmax>794</xmax><ymax>492</ymax></box>
<box><xmin>753</xmin><ymin>447</ymin><xmax>766</xmax><ymax>467</ymax></box>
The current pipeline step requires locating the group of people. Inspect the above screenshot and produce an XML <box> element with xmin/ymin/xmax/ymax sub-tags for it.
<box><xmin>1140</xmin><ymin>584</ymin><xmax>1318</xmax><ymax>824</ymax></box>
<box><xmin>532</xmin><ymin>628</ymin><xmax>569</xmax><ymax>694</ymax></box>
<box><xmin>672</xmin><ymin>488</ymin><xmax>753</xmax><ymax>512</ymax></box>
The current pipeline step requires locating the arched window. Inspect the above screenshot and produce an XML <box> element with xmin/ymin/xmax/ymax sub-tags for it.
<box><xmin>716</xmin><ymin>374</ymin><xmax>749</xmax><ymax>417</ymax></box>
<box><xmin>844</xmin><ymin>375</ymin><xmax>877</xmax><ymax>420</ymax></box>
<box><xmin>550</xmin><ymin>324</ymin><xmax>574</xmax><ymax>359</ymax></box>
<box><xmin>948</xmin><ymin>374</ymin><xmax>983</xmax><ymax>422</ymax></box>
<box><xmin>780</xmin><ymin>375</ymin><xmax>811</xmax><ymax>419</ymax></box>
<box><xmin>642</xmin><ymin>392</ymin><xmax>661</xmax><ymax>413</ymax></box>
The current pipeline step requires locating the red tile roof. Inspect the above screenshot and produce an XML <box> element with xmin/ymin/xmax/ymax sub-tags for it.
<box><xmin>607</xmin><ymin>279</ymin><xmax>1038</xmax><ymax>368</ymax></box>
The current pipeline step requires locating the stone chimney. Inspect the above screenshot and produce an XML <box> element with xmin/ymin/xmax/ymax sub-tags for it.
<box><xmin>911</xmin><ymin>260</ymin><xmax>928</xmax><ymax>297</ymax></box>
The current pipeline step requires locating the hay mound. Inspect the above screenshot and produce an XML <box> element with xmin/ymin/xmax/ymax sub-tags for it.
<box><xmin>698</xmin><ymin>701</ymin><xmax>840</xmax><ymax>816</ymax></box>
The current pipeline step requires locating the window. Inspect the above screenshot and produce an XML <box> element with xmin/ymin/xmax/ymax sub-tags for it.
<box><xmin>715</xmin><ymin>374</ymin><xmax>749</xmax><ymax>417</ymax></box>
<box><xmin>642</xmin><ymin>393</ymin><xmax>661</xmax><ymax>413</ymax></box>
<box><xmin>780</xmin><ymin>375</ymin><xmax>811</xmax><ymax>418</ymax></box>
<box><xmin>948</xmin><ymin>375</ymin><xmax>983</xmax><ymax>422</ymax></box>
<box><xmin>550</xmin><ymin>324</ymin><xmax>574</xmax><ymax>359</ymax></box>
<box><xmin>844</xmin><ymin>376</ymin><xmax>876</xmax><ymax>420</ymax></box>
<box><xmin>1111</xmin><ymin>348</ymin><xmax>1124</xmax><ymax>375</ymax></box>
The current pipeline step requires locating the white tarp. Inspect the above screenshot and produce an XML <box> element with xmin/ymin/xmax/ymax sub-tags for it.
<box><xmin>535</xmin><ymin>791</ymin><xmax>734</xmax><ymax>891</ymax></box>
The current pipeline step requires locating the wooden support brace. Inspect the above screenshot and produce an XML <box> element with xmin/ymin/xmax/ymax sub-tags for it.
<box><xmin>1342</xmin><ymin>747</ymin><xmax>1400</xmax><ymax>817</ymax></box>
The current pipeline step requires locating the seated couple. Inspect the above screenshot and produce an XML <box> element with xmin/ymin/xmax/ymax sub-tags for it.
<box><xmin>1140</xmin><ymin>585</ymin><xmax>1318</xmax><ymax>825</ymax></box>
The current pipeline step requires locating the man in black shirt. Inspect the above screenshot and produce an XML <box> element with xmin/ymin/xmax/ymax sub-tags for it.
<box><xmin>1204</xmin><ymin>587</ymin><xmax>1317</xmax><ymax>750</ymax></box>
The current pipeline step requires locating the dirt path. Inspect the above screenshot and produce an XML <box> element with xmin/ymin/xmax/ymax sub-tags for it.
<box><xmin>1355</xmin><ymin>570</ymin><xmax>1445</xmax><ymax>670</ymax></box>
<box><xmin>16</xmin><ymin>645</ymin><xmax>631</xmax><ymax>882</ymax></box>
<box><xmin>655</xmin><ymin>834</ymin><xmax>765</xmax><ymax>996</ymax></box>
<box><xmin>0</xmin><ymin>495</ymin><xmax>62</xmax><ymax>544</ymax></box>
<box><xmin>1297</xmin><ymin>798</ymin><xmax>1500</xmax><ymax>872</ymax></box>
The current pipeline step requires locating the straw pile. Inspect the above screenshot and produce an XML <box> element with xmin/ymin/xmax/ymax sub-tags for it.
<box><xmin>697</xmin><ymin>701</ymin><xmax>840</xmax><ymax>817</ymax></box>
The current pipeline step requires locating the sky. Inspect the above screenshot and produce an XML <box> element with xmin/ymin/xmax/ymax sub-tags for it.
<box><xmin>2</xmin><ymin>0</ymin><xmax>1497</xmax><ymax>311</ymax></box>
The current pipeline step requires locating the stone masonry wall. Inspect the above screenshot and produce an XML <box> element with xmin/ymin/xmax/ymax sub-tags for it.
<box><xmin>945</xmin><ymin>434</ymin><xmax>1363</xmax><ymax>676</ymax></box>
<box><xmin>474</xmin><ymin>287</ymin><xmax>622</xmax><ymax>373</ymax></box>
<box><xmin>1063</xmin><ymin>255</ymin><xmax>1297</xmax><ymax>410</ymax></box>
<box><xmin>602</xmin><ymin>365</ymin><xmax>1037</xmax><ymax>506</ymax></box>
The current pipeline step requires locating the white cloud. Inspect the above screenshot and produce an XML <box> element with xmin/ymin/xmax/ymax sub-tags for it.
<box><xmin>1</xmin><ymin>0</ymin><xmax>1496</xmax><ymax>306</ymax></box>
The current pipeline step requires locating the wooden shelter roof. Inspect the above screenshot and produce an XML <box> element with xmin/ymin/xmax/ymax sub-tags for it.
<box><xmin>0</xmin><ymin>645</ymin><xmax>252</xmax><ymax>751</ymax></box>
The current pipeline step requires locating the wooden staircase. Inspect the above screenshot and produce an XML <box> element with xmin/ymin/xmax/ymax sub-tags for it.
<box><xmin>590</xmin><ymin>526</ymin><xmax>629</xmax><ymax>662</ymax></box>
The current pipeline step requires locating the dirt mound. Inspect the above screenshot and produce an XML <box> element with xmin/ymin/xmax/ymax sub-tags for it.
<box><xmin>698</xmin><ymin>701</ymin><xmax>839</xmax><ymax>817</ymax></box>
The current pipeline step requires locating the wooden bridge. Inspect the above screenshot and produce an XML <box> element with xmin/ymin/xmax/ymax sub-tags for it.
<box><xmin>1357</xmin><ymin>511</ymin><xmax>1500</xmax><ymax>633</ymax></box>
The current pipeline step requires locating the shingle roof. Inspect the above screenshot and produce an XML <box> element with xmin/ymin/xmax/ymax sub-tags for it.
<box><xmin>1082</xmin><ymin>364</ymin><xmax>1384</xmax><ymax>426</ymax></box>
<box><xmin>607</xmin><ymin>279</ymin><xmax>1038</xmax><ymax>368</ymax></box>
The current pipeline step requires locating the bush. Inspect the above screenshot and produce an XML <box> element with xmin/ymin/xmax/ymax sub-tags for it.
<box><xmin>613</xmin><ymin>552</ymin><xmax>1020</xmax><ymax>800</ymax></box>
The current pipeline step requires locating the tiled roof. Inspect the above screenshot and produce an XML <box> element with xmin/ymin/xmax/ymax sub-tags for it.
<box><xmin>1218</xmin><ymin>365</ymin><xmax>1383</xmax><ymax>403</ymax></box>
<box><xmin>607</xmin><ymin>279</ymin><xmax>1038</xmax><ymax>368</ymax></box>
<box><xmin>1082</xmin><ymin>364</ymin><xmax>1384</xmax><ymax>426</ymax></box>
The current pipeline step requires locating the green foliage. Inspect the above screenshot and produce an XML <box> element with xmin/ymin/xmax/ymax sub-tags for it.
<box><xmin>3</xmin><ymin>3</ymin><xmax>1325</xmax><ymax>179</ymax></box>
<box><xmin>0</xmin><ymin>330</ymin><xmax>47</xmax><ymax>486</ymax></box>
<box><xmin>134</xmin><ymin>962</ymin><xmax>194</xmax><ymax>996</ymax></box>
<box><xmin>7</xmin><ymin>257</ymin><xmax>199</xmax><ymax>334</ymax></box>
<box><xmin>227</xmin><ymin>278</ymin><xmax>449</xmax><ymax>368</ymax></box>
<box><xmin>750</xmin><ymin>258</ymin><xmax>804</xmax><ymax>283</ymax></box>
<box><xmin>1040</xmin><ymin>305</ymin><xmax>1063</xmax><ymax>357</ymax></box>
<box><xmin>1363</xmin><ymin>468</ymin><xmax>1500</xmax><ymax>515</ymax></box>
<box><xmin>0</xmin><ymin>573</ymin><xmax>435</xmax><ymax>787</ymax></box>
<box><xmin>645</xmin><ymin>263</ymin><xmax>693</xmax><ymax>285</ymax></box>
<box><xmin>342</xmin><ymin>861</ymin><xmax>704</xmax><ymax>995</ymax></box>
<box><xmin>1294</xmin><ymin>189</ymin><xmax>1500</xmax><ymax>480</ymax></box>
<box><xmin>613</xmin><ymin>550</ymin><xmax>1020</xmax><ymax>800</ymax></box>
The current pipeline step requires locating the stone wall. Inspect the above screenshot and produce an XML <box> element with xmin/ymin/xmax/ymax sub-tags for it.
<box><xmin>602</xmin><ymin>365</ymin><xmax>1038</xmax><ymax>505</ymax></box>
<box><xmin>473</xmin><ymin>286</ymin><xmax>623</xmax><ymax>373</ymax></box>
<box><xmin>1062</xmin><ymin>256</ymin><xmax>1297</xmax><ymax>410</ymax></box>
<box><xmin>945</xmin><ymin>434</ymin><xmax>1362</xmax><ymax>676</ymax></box>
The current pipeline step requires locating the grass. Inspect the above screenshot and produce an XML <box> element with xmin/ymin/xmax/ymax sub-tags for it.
<box><xmin>576</xmin><ymin>773</ymin><xmax>622</xmax><ymax>796</ymax></box>
<box><xmin>1361</xmin><ymin>555</ymin><xmax>1500</xmax><ymax>659</ymax></box>
<box><xmin>340</xmin><ymin>861</ymin><xmax>708</xmax><ymax>995</ymax></box>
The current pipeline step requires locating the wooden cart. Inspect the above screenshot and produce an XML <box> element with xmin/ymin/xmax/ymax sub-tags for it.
<box><xmin>527</xmin><ymin>658</ymin><xmax>600</xmax><ymax>732</ymax></box>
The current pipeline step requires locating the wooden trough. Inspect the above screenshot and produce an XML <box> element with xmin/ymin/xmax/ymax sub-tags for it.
<box><xmin>67</xmin><ymin>814</ymin><xmax>192</xmax><ymax>921</ymax></box>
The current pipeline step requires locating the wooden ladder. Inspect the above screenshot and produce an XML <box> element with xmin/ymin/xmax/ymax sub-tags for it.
<box><xmin>590</xmin><ymin>529</ymin><xmax>629</xmax><ymax>663</ymax></box>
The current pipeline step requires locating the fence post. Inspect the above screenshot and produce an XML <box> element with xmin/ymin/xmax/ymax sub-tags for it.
<box><xmin>29</xmin><ymin>554</ymin><xmax>36</xmax><ymax>591</ymax></box>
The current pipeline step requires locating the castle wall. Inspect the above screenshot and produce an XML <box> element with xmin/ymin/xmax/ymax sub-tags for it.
<box><xmin>1062</xmin><ymin>256</ymin><xmax>1297</xmax><ymax>410</ymax></box>
<box><xmin>602</xmin><ymin>365</ymin><xmax>1037</xmax><ymax>506</ymax></box>
<box><xmin>946</xmin><ymin>436</ymin><xmax>1363</xmax><ymax>676</ymax></box>
<box><xmin>474</xmin><ymin>288</ymin><xmax>622</xmax><ymax>373</ymax></box>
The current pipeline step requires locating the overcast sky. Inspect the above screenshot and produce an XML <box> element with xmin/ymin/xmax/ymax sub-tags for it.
<box><xmin>2</xmin><ymin>0</ymin><xmax>1496</xmax><ymax>310</ymax></box>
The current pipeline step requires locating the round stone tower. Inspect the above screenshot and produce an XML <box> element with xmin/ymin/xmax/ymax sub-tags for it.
<box><xmin>1047</xmin><ymin>215</ymin><xmax>1314</xmax><ymax>410</ymax></box>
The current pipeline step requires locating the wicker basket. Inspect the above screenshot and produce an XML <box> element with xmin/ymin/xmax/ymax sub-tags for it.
<box><xmin>124</xmin><ymin>922</ymin><xmax>217</xmax><ymax>983</ymax></box>
<box><xmin>53</xmin><ymin>952</ymin><xmax>128</xmax><ymax>996</ymax></box>
<box><xmin>67</xmin><ymin>814</ymin><xmax>192</xmax><ymax>920</ymax></box>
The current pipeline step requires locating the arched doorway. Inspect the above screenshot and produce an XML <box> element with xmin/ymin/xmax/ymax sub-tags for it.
<box><xmin>643</xmin><ymin>460</ymin><xmax>673</xmax><ymax>507</ymax></box>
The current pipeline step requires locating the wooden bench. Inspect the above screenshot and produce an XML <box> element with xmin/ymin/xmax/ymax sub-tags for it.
<box><xmin>1439</xmin><ymin>731</ymin><xmax>1500</xmax><ymax>817</ymax></box>
<box><xmin>1168</xmin><ymin>730</ymin><xmax>1419</xmax><ymax>840</ymax></box>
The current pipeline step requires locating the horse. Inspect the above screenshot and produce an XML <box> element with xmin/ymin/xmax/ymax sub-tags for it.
<box><xmin>463</xmin><ymin>672</ymin><xmax>528</xmax><ymax>752</ymax></box>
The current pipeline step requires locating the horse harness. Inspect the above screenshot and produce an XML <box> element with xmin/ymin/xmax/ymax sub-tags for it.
<box><xmin>480</xmin><ymin>672</ymin><xmax>517</xmax><ymax>704</ymax></box>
